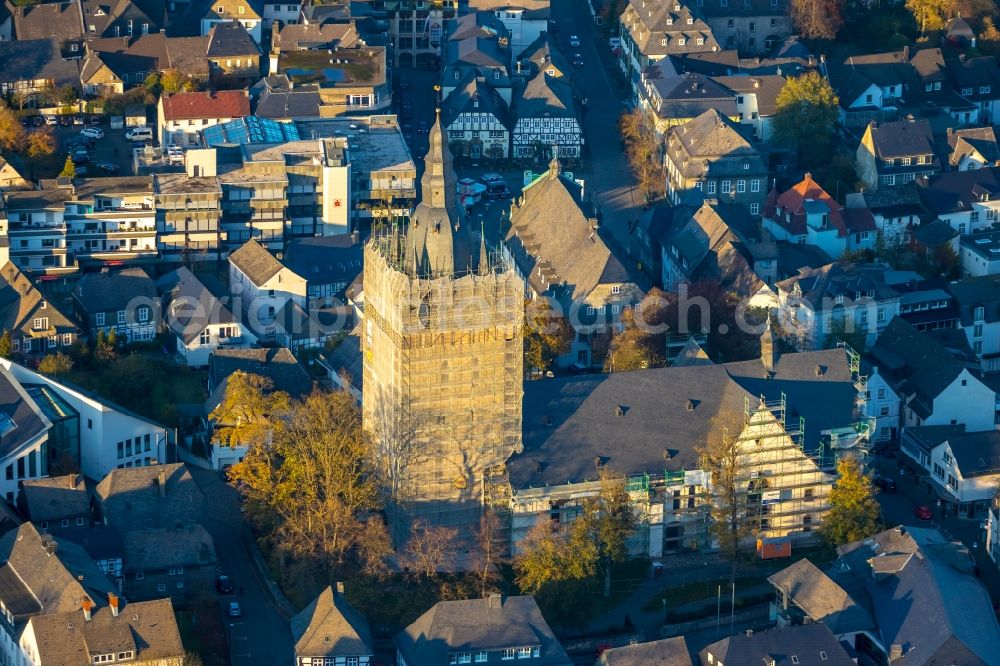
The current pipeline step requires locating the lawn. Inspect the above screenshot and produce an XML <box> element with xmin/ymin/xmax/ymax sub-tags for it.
<box><xmin>641</xmin><ymin>575</ymin><xmax>770</xmax><ymax>612</ymax></box>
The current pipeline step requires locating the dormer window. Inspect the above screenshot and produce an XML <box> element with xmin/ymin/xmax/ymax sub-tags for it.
<box><xmin>661</xmin><ymin>37</ymin><xmax>667</xmax><ymax>45</ymax></box>
<box><xmin>686</xmin><ymin>16</ymin><xmax>693</xmax><ymax>23</ymax></box>
<box><xmin>217</xmin><ymin>4</ymin><xmax>224</xmax><ymax>11</ymax></box>
<box><xmin>982</xmin><ymin>86</ymin><xmax>992</xmax><ymax>94</ymax></box>
<box><xmin>678</xmin><ymin>37</ymin><xmax>686</xmax><ymax>45</ymax></box>
<box><xmin>666</xmin><ymin>17</ymin><xmax>673</xmax><ymax>24</ymax></box>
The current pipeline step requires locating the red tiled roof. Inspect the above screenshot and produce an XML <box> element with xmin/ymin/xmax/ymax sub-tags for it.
<box><xmin>765</xmin><ymin>173</ymin><xmax>848</xmax><ymax>237</ymax></box>
<box><xmin>160</xmin><ymin>90</ymin><xmax>250</xmax><ymax>121</ymax></box>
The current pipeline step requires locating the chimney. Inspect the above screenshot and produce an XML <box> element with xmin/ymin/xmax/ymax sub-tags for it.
<box><xmin>108</xmin><ymin>593</ymin><xmax>119</xmax><ymax>617</ymax></box>
<box><xmin>82</xmin><ymin>597</ymin><xmax>94</xmax><ymax>622</ymax></box>
<box><xmin>487</xmin><ymin>593</ymin><xmax>502</xmax><ymax>608</ymax></box>
<box><xmin>335</xmin><ymin>581</ymin><xmax>345</xmax><ymax>595</ymax></box>
<box><xmin>902</xmin><ymin>45</ymin><xmax>909</xmax><ymax>61</ymax></box>
<box><xmin>157</xmin><ymin>469</ymin><xmax>166</xmax><ymax>497</ymax></box>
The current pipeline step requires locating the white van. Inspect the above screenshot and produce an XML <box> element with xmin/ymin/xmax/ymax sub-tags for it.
<box><xmin>125</xmin><ymin>126</ymin><xmax>153</xmax><ymax>142</ymax></box>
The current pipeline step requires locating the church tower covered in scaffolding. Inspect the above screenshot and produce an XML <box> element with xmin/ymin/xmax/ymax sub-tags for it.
<box><xmin>363</xmin><ymin>109</ymin><xmax>525</xmax><ymax>537</ymax></box>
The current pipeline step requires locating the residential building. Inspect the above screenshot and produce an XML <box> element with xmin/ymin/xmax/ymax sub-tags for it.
<box><xmin>18</xmin><ymin>474</ymin><xmax>91</xmax><ymax>532</ymax></box>
<box><xmin>441</xmin><ymin>76</ymin><xmax>510</xmax><ymax>160</ymax></box>
<box><xmin>715</xmin><ymin>73</ymin><xmax>784</xmax><ymax>141</ymax></box>
<box><xmin>228</xmin><ymin>238</ymin><xmax>307</xmax><ymax>337</ymax></box>
<box><xmin>0</xmin><ymin>38</ymin><xmax>82</xmax><ymax>105</ymax></box>
<box><xmin>947</xmin><ymin>273</ymin><xmax>1000</xmax><ymax>368</ymax></box>
<box><xmin>158</xmin><ymin>266</ymin><xmax>257</xmax><ymax>367</ymax></box>
<box><xmin>73</xmin><ymin>267</ymin><xmax>160</xmax><ymax>344</ymax></box>
<box><xmin>698</xmin><ymin>0</ymin><xmax>791</xmax><ymax>54</ymax></box>
<box><xmin>201</xmin><ymin>0</ymin><xmax>262</xmax><ymax>44</ymax></box>
<box><xmin>205</xmin><ymin>20</ymin><xmax>261</xmax><ymax>82</ymax></box>
<box><xmin>891</xmin><ymin>278</ymin><xmax>960</xmax><ymax>333</ymax></box>
<box><xmin>515</xmin><ymin>32</ymin><xmax>570</xmax><ymax>80</ymax></box>
<box><xmin>961</xmin><ymin>229</ymin><xmax>1000</xmax><ymax>276</ymax></box>
<box><xmin>916</xmin><ymin>166</ymin><xmax>1000</xmax><ymax>235</ymax></box>
<box><xmin>775</xmin><ymin>262</ymin><xmax>901</xmax><ymax>350</ymax></box>
<box><xmin>12</xmin><ymin>1</ymin><xmax>84</xmax><ymax>53</ymax></box>
<box><xmin>0</xmin><ymin>365</ymin><xmax>52</xmax><ymax>503</ymax></box>
<box><xmin>443</xmin><ymin>12</ymin><xmax>512</xmax><ymax>104</ymax></box>
<box><xmin>504</xmin><ymin>159</ymin><xmax>644</xmax><ymax>368</ymax></box>
<box><xmin>80</xmin><ymin>0</ymin><xmax>165</xmax><ymax>41</ymax></box>
<box><xmin>856</xmin><ymin>118</ymin><xmax>940</xmax><ymax>191</ymax></box>
<box><xmin>377</xmin><ymin>0</ymin><xmax>457</xmax><ymax>69</ymax></box>
<box><xmin>658</xmin><ymin>200</ymin><xmax>771</xmax><ymax>304</ymax></box>
<box><xmin>639</xmin><ymin>69</ymin><xmax>736</xmax><ymax>133</ymax></box>
<box><xmin>597</xmin><ymin>637</ymin><xmax>691</xmax><ymax>666</ymax></box>
<box><xmin>251</xmin><ymin>74</ymin><xmax>325</xmax><ymax>120</ymax></box>
<box><xmin>94</xmin><ymin>463</ymin><xmax>204</xmax><ymax>530</ymax></box>
<box><xmin>272</xmin><ymin>43</ymin><xmax>389</xmax><ymax>115</ymax></box>
<box><xmin>855</xmin><ymin>186</ymin><xmax>924</xmax><ymax>249</ymax></box>
<box><xmin>292</xmin><ymin>583</ymin><xmax>373</xmax><ymax>666</ymax></box>
<box><xmin>902</xmin><ymin>425</ymin><xmax>1000</xmax><ymax>518</ymax></box>
<box><xmin>156</xmin><ymin>89</ymin><xmax>251</xmax><ymax>148</ymax></box>
<box><xmin>261</xmin><ymin>0</ymin><xmax>299</xmax><ymax>27</ymax></box>
<box><xmin>701</xmin><ymin>624</ymin><xmax>854</xmax><ymax>666</ymax></box>
<box><xmin>22</xmin><ymin>597</ymin><xmax>185</xmax><ymax>666</ymax></box>
<box><xmin>480</xmin><ymin>1</ymin><xmax>548</xmax><ymax>59</ymax></box>
<box><xmin>629</xmin><ymin>204</ymin><xmax>674</xmax><ymax>284</ymax></box>
<box><xmin>511</xmin><ymin>72</ymin><xmax>582</xmax><ymax>161</ymax></box>
<box><xmin>55</xmin><ymin>524</ymin><xmax>124</xmax><ymax>580</ymax></box>
<box><xmin>122</xmin><ymin>524</ymin><xmax>216</xmax><ymax>602</ymax></box>
<box><xmin>618</xmin><ymin>0</ymin><xmax>719</xmax><ymax>101</ymax></box>
<box><xmin>0</xmin><ymin>522</ymin><xmax>119</xmax><ymax>666</ymax></box>
<box><xmin>394</xmin><ymin>596</ymin><xmax>571</xmax><ymax>666</ymax></box>
<box><xmin>946</xmin><ymin>125</ymin><xmax>1000</xmax><ymax>171</ymax></box>
<box><xmin>508</xmin><ymin>335</ymin><xmax>868</xmax><ymax>557</ymax></box>
<box><xmin>4</xmin><ymin>177</ymin><xmax>158</xmax><ymax>273</ymax></box>
<box><xmin>865</xmin><ymin>317</ymin><xmax>994</xmax><ymax>437</ymax></box>
<box><xmin>763</xmin><ymin>174</ymin><xmax>876</xmax><ymax>258</ymax></box>
<box><xmin>205</xmin><ymin>346</ymin><xmax>312</xmax><ymax>468</ymax></box>
<box><xmin>152</xmin><ymin>169</ymin><xmax>227</xmax><ymax>264</ymax></box>
<box><xmin>362</xmin><ymin>112</ymin><xmax>524</xmax><ymax>536</ymax></box>
<box><xmin>0</xmin><ymin>157</ymin><xmax>27</xmax><ymax>190</ymax></box>
<box><xmin>283</xmin><ymin>234</ymin><xmax>363</xmax><ymax>306</ymax></box>
<box><xmin>826</xmin><ymin>49</ymin><xmax>916</xmax><ymax>129</ymax></box>
<box><xmin>663</xmin><ymin>108</ymin><xmax>767</xmax><ymax>211</ymax></box>
<box><xmin>946</xmin><ymin>54</ymin><xmax>1000</xmax><ymax>125</ymax></box>
<box><xmin>81</xmin><ymin>33</ymin><xmax>212</xmax><ymax>96</ymax></box>
<box><xmin>0</xmin><ymin>262</ymin><xmax>81</xmax><ymax>355</ymax></box>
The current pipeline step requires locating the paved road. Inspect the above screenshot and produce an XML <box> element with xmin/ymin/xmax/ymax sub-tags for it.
<box><xmin>551</xmin><ymin>0</ymin><xmax>639</xmax><ymax>250</ymax></box>
<box><xmin>190</xmin><ymin>467</ymin><xmax>294</xmax><ymax>666</ymax></box>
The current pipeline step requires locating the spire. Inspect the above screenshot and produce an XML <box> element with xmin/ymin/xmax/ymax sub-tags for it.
<box><xmin>548</xmin><ymin>149</ymin><xmax>560</xmax><ymax>180</ymax></box>
<box><xmin>405</xmin><ymin>107</ymin><xmax>466</xmax><ymax>278</ymax></box>
<box><xmin>478</xmin><ymin>219</ymin><xmax>489</xmax><ymax>275</ymax></box>
<box><xmin>760</xmin><ymin>313</ymin><xmax>778</xmax><ymax>373</ymax></box>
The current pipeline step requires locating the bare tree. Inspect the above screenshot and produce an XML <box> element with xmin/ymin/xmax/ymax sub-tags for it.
<box><xmin>403</xmin><ymin>522</ymin><xmax>459</xmax><ymax>579</ymax></box>
<box><xmin>619</xmin><ymin>108</ymin><xmax>663</xmax><ymax>201</ymax></box>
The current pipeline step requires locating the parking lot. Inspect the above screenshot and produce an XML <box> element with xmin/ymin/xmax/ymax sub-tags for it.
<box><xmin>24</xmin><ymin>115</ymin><xmax>149</xmax><ymax>179</ymax></box>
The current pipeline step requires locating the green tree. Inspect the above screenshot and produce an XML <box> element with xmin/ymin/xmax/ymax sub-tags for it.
<box><xmin>58</xmin><ymin>156</ymin><xmax>76</xmax><ymax>178</ymax></box>
<box><xmin>906</xmin><ymin>0</ymin><xmax>956</xmax><ymax>32</ymax></box>
<box><xmin>514</xmin><ymin>518</ymin><xmax>598</xmax><ymax>594</ymax></box>
<box><xmin>790</xmin><ymin>0</ymin><xmax>844</xmax><ymax>38</ymax></box>
<box><xmin>58</xmin><ymin>85</ymin><xmax>77</xmax><ymax>106</ymax></box>
<box><xmin>576</xmin><ymin>471</ymin><xmax>640</xmax><ymax>597</ymax></box>
<box><xmin>227</xmin><ymin>389</ymin><xmax>381</xmax><ymax>565</ymax></box>
<box><xmin>772</xmin><ymin>72</ymin><xmax>839</xmax><ymax>166</ymax></box>
<box><xmin>819</xmin><ymin>458</ymin><xmax>882</xmax><ymax>546</ymax></box>
<box><xmin>0</xmin><ymin>331</ymin><xmax>11</xmax><ymax>359</ymax></box>
<box><xmin>523</xmin><ymin>297</ymin><xmax>573</xmax><ymax>374</ymax></box>
<box><xmin>37</xmin><ymin>351</ymin><xmax>73</xmax><ymax>376</ymax></box>
<box><xmin>160</xmin><ymin>69</ymin><xmax>193</xmax><ymax>95</ymax></box>
<box><xmin>210</xmin><ymin>370</ymin><xmax>290</xmax><ymax>448</ymax></box>
<box><xmin>143</xmin><ymin>72</ymin><xmax>161</xmax><ymax>95</ymax></box>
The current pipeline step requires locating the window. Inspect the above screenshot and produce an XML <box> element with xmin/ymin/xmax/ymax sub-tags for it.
<box><xmin>136</xmin><ymin>571</ymin><xmax>144</xmax><ymax>580</ymax></box>
<box><xmin>117</xmin><ymin>442</ymin><xmax>123</xmax><ymax>459</ymax></box>
<box><xmin>948</xmin><ymin>475</ymin><xmax>959</xmax><ymax>491</ymax></box>
<box><xmin>502</xmin><ymin>649</ymin><xmax>516</xmax><ymax>660</ymax></box>
<box><xmin>200</xmin><ymin>330</ymin><xmax>211</xmax><ymax>345</ymax></box>
<box><xmin>943</xmin><ymin>451</ymin><xmax>953</xmax><ymax>464</ymax></box>
<box><xmin>736</xmin><ymin>179</ymin><xmax>746</xmax><ymax>193</ymax></box>
<box><xmin>878</xmin><ymin>387</ymin><xmax>886</xmax><ymax>399</ymax></box>
<box><xmin>12</xmin><ymin>339</ymin><xmax>17</xmax><ymax>352</ymax></box>
<box><xmin>707</xmin><ymin>181</ymin><xmax>716</xmax><ymax>194</ymax></box>
<box><xmin>76</xmin><ymin>517</ymin><xmax>84</xmax><ymax>526</ymax></box>
<box><xmin>751</xmin><ymin>179</ymin><xmax>760</xmax><ymax>192</ymax></box>
<box><xmin>721</xmin><ymin>180</ymin><xmax>731</xmax><ymax>194</ymax></box>
<box><xmin>138</xmin><ymin>307</ymin><xmax>149</xmax><ymax>323</ymax></box>
<box><xmin>975</xmin><ymin>306</ymin><xmax>985</xmax><ymax>321</ymax></box>
<box><xmin>819</xmin><ymin>653</ymin><xmax>828</xmax><ymax>662</ymax></box>
<box><xmin>881</xmin><ymin>175</ymin><xmax>895</xmax><ymax>186</ymax></box>
<box><xmin>879</xmin><ymin>406</ymin><xmax>889</xmax><ymax>416</ymax></box>
<box><xmin>474</xmin><ymin>653</ymin><xmax>488</xmax><ymax>663</ymax></box>
<box><xmin>974</xmin><ymin>323</ymin><xmax>984</xmax><ymax>338</ymax></box>
<box><xmin>449</xmin><ymin>654</ymin><xmax>471</xmax><ymax>665</ymax></box>
<box><xmin>157</xmin><ymin>583</ymin><xmax>166</xmax><ymax>592</ymax></box>
<box><xmin>176</xmin><ymin>581</ymin><xmax>184</xmax><ymax>588</ymax></box>
<box><xmin>117</xmin><ymin>653</ymin><xmax>134</xmax><ymax>661</ymax></box>
<box><xmin>982</xmin><ymin>86</ymin><xmax>992</xmax><ymax>94</ymax></box>
<box><xmin>96</xmin><ymin>312</ymin><xmax>105</xmax><ymax>326</ymax></box>
<box><xmin>93</xmin><ymin>655</ymin><xmax>114</xmax><ymax>664</ymax></box>
<box><xmin>62</xmin><ymin>334</ymin><xmax>71</xmax><ymax>346</ymax></box>
<box><xmin>61</xmin><ymin>519</ymin><xmax>69</xmax><ymax>527</ymax></box>
<box><xmin>518</xmin><ymin>647</ymin><xmax>532</xmax><ymax>658</ymax></box>
<box><xmin>33</xmin><ymin>317</ymin><xmax>47</xmax><ymax>330</ymax></box>
<box><xmin>877</xmin><ymin>308</ymin><xmax>885</xmax><ymax>322</ymax></box>
<box><xmin>47</xmin><ymin>336</ymin><xmax>56</xmax><ymax>349</ymax></box>
<box><xmin>612</xmin><ymin>285</ymin><xmax>621</xmax><ymax>294</ymax></box>
<box><xmin>963</xmin><ymin>87</ymin><xmax>973</xmax><ymax>96</ymax></box>
<box><xmin>749</xmin><ymin>21</ymin><xmax>755</xmax><ymax>30</ymax></box>
<box><xmin>586</xmin><ymin>306</ymin><xmax>595</xmax><ymax>315</ymax></box>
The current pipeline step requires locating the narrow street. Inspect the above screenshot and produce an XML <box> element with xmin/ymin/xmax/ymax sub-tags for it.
<box><xmin>189</xmin><ymin>467</ymin><xmax>295</xmax><ymax>666</ymax></box>
<box><xmin>551</xmin><ymin>0</ymin><xmax>639</xmax><ymax>249</ymax></box>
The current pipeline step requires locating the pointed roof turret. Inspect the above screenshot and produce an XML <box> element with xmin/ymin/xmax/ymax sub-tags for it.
<box><xmin>405</xmin><ymin>108</ymin><xmax>472</xmax><ymax>278</ymax></box>
<box><xmin>547</xmin><ymin>151</ymin><xmax>560</xmax><ymax>180</ymax></box>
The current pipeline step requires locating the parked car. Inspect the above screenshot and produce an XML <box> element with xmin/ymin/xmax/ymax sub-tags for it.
<box><xmin>873</xmin><ymin>476</ymin><xmax>897</xmax><ymax>493</ymax></box>
<box><xmin>32</xmin><ymin>116</ymin><xmax>44</xmax><ymax>127</ymax></box>
<box><xmin>914</xmin><ymin>504</ymin><xmax>933</xmax><ymax>520</ymax></box>
<box><xmin>43</xmin><ymin>115</ymin><xmax>57</xmax><ymax>126</ymax></box>
<box><xmin>64</xmin><ymin>137</ymin><xmax>93</xmax><ymax>151</ymax></box>
<box><xmin>572</xmin><ymin>54</ymin><xmax>584</xmax><ymax>68</ymax></box>
<box><xmin>73</xmin><ymin>116</ymin><xmax>84</xmax><ymax>125</ymax></box>
<box><xmin>81</xmin><ymin>127</ymin><xmax>104</xmax><ymax>140</ymax></box>
<box><xmin>95</xmin><ymin>161</ymin><xmax>119</xmax><ymax>173</ymax></box>
<box><xmin>216</xmin><ymin>574</ymin><xmax>233</xmax><ymax>594</ymax></box>
<box><xmin>227</xmin><ymin>601</ymin><xmax>242</xmax><ymax>617</ymax></box>
<box><xmin>568</xmin><ymin>34</ymin><xmax>580</xmax><ymax>47</ymax></box>
<box><xmin>58</xmin><ymin>115</ymin><xmax>71</xmax><ymax>126</ymax></box>
<box><xmin>19</xmin><ymin>117</ymin><xmax>31</xmax><ymax>127</ymax></box>
<box><xmin>125</xmin><ymin>126</ymin><xmax>153</xmax><ymax>142</ymax></box>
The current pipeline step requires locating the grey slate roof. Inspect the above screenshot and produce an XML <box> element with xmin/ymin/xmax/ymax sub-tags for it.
<box><xmin>767</xmin><ymin>558</ymin><xmax>875</xmax><ymax>635</ymax></box>
<box><xmin>644</xmin><ymin>70</ymin><xmax>736</xmax><ymax>119</ymax></box>
<box><xmin>668</xmin><ymin>108</ymin><xmax>764</xmax><ymax>174</ymax></box>
<box><xmin>598</xmin><ymin>637</ymin><xmax>691</xmax><ymax>666</ymax></box>
<box><xmin>516</xmin><ymin>71</ymin><xmax>575</xmax><ymax>119</ymax></box>
<box><xmin>94</xmin><ymin>463</ymin><xmax>205</xmax><ymax>531</ymax></box>
<box><xmin>505</xmin><ymin>165</ymin><xmax>632</xmax><ymax>301</ymax></box>
<box><xmin>73</xmin><ymin>267</ymin><xmax>158</xmax><ymax>316</ymax></box>
<box><xmin>208</xmin><ymin>347</ymin><xmax>313</xmax><ymax>398</ymax></box>
<box><xmin>253</xmin><ymin>76</ymin><xmax>323</xmax><ymax>119</ymax></box>
<box><xmin>833</xmin><ymin>526</ymin><xmax>1000</xmax><ymax>664</ymax></box>
<box><xmin>394</xmin><ymin>595</ymin><xmax>572</xmax><ymax>666</ymax></box>
<box><xmin>14</xmin><ymin>0</ymin><xmax>83</xmax><ymax>41</ymax></box>
<box><xmin>122</xmin><ymin>524</ymin><xmax>216</xmax><ymax>571</ymax></box>
<box><xmin>947</xmin><ymin>273</ymin><xmax>1000</xmax><ymax>325</ymax></box>
<box><xmin>702</xmin><ymin>623</ymin><xmax>854</xmax><ymax>665</ymax></box>
<box><xmin>510</xmin><ymin>347</ymin><xmax>856</xmax><ymax>490</ymax></box>
<box><xmin>868</xmin><ymin>118</ymin><xmax>937</xmax><ymax>160</ymax></box>
<box><xmin>291</xmin><ymin>585</ymin><xmax>373</xmax><ymax>658</ymax></box>
<box><xmin>283</xmin><ymin>235</ymin><xmax>363</xmax><ymax>290</ymax></box>
<box><xmin>947</xmin><ymin>126</ymin><xmax>1000</xmax><ymax>167</ymax></box>
<box><xmin>0</xmin><ymin>38</ymin><xmax>82</xmax><ymax>89</ymax></box>
<box><xmin>441</xmin><ymin>75</ymin><xmax>510</xmax><ymax>129</ymax></box>
<box><xmin>28</xmin><ymin>598</ymin><xmax>184</xmax><ymax>665</ymax></box>
<box><xmin>916</xmin><ymin>165</ymin><xmax>1000</xmax><ymax>216</ymax></box>
<box><xmin>206</xmin><ymin>19</ymin><xmax>259</xmax><ymax>58</ymax></box>
<box><xmin>158</xmin><ymin>267</ymin><xmax>237</xmax><ymax>345</ymax></box>
<box><xmin>776</xmin><ymin>262</ymin><xmax>900</xmax><ymax>309</ymax></box>
<box><xmin>229</xmin><ymin>238</ymin><xmax>284</xmax><ymax>286</ymax></box>
<box><xmin>714</xmin><ymin>74</ymin><xmax>785</xmax><ymax>116</ymax></box>
<box><xmin>20</xmin><ymin>475</ymin><xmax>89</xmax><ymax>523</ymax></box>
<box><xmin>620</xmin><ymin>0</ymin><xmax>719</xmax><ymax>57</ymax></box>
<box><xmin>907</xmin><ymin>425</ymin><xmax>1000</xmax><ymax>478</ymax></box>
